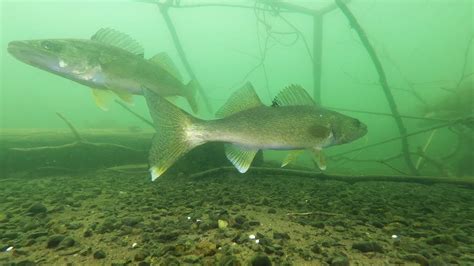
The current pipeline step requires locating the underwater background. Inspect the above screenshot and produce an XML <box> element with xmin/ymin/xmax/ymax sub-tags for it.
<box><xmin>1</xmin><ymin>0</ymin><xmax>473</xmax><ymax>265</ymax></box>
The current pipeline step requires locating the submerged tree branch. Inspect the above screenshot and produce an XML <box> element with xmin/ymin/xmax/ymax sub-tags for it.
<box><xmin>158</xmin><ymin>2</ymin><xmax>213</xmax><ymax>113</ymax></box>
<box><xmin>335</xmin><ymin>0</ymin><xmax>418</xmax><ymax>175</ymax></box>
<box><xmin>115</xmin><ymin>100</ymin><xmax>154</xmax><ymax>128</ymax></box>
<box><xmin>188</xmin><ymin>166</ymin><xmax>474</xmax><ymax>188</ymax></box>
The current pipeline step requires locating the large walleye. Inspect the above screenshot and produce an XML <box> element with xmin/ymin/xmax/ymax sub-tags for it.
<box><xmin>7</xmin><ymin>28</ymin><xmax>198</xmax><ymax>112</ymax></box>
<box><xmin>144</xmin><ymin>83</ymin><xmax>367</xmax><ymax>181</ymax></box>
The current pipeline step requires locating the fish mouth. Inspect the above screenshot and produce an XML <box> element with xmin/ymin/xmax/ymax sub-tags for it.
<box><xmin>8</xmin><ymin>40</ymin><xmax>59</xmax><ymax>70</ymax></box>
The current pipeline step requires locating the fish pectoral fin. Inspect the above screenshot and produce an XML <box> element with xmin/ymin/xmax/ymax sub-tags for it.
<box><xmin>225</xmin><ymin>144</ymin><xmax>258</xmax><ymax>173</ymax></box>
<box><xmin>92</xmin><ymin>89</ymin><xmax>114</xmax><ymax>111</ymax></box>
<box><xmin>311</xmin><ymin>148</ymin><xmax>327</xmax><ymax>171</ymax></box>
<box><xmin>281</xmin><ymin>150</ymin><xmax>304</xmax><ymax>167</ymax></box>
<box><xmin>113</xmin><ymin>90</ymin><xmax>134</xmax><ymax>105</ymax></box>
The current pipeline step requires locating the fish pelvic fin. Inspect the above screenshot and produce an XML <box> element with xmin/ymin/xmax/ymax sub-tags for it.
<box><xmin>184</xmin><ymin>79</ymin><xmax>199</xmax><ymax>114</ymax></box>
<box><xmin>144</xmin><ymin>88</ymin><xmax>204</xmax><ymax>181</ymax></box>
<box><xmin>92</xmin><ymin>89</ymin><xmax>113</xmax><ymax>111</ymax></box>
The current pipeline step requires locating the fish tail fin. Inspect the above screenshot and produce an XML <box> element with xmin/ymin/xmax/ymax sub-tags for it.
<box><xmin>144</xmin><ymin>88</ymin><xmax>205</xmax><ymax>181</ymax></box>
<box><xmin>184</xmin><ymin>79</ymin><xmax>199</xmax><ymax>114</ymax></box>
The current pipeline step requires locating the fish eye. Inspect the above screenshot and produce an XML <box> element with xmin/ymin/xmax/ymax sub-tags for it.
<box><xmin>41</xmin><ymin>41</ymin><xmax>62</xmax><ymax>52</ymax></box>
<box><xmin>353</xmin><ymin>119</ymin><xmax>361</xmax><ymax>127</ymax></box>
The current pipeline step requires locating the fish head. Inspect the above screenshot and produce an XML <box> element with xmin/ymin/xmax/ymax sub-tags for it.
<box><xmin>8</xmin><ymin>39</ymin><xmax>103</xmax><ymax>83</ymax></box>
<box><xmin>328</xmin><ymin>112</ymin><xmax>368</xmax><ymax>145</ymax></box>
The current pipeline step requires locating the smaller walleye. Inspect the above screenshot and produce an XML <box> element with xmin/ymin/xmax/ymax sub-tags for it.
<box><xmin>144</xmin><ymin>83</ymin><xmax>367</xmax><ymax>180</ymax></box>
<box><xmin>7</xmin><ymin>28</ymin><xmax>198</xmax><ymax>112</ymax></box>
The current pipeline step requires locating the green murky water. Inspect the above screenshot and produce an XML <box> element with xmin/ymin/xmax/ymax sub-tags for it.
<box><xmin>1</xmin><ymin>0</ymin><xmax>473</xmax><ymax>265</ymax></box>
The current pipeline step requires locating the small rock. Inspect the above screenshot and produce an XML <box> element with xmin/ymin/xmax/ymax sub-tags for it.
<box><xmin>15</xmin><ymin>260</ymin><xmax>36</xmax><ymax>266</ymax></box>
<box><xmin>403</xmin><ymin>254</ymin><xmax>429</xmax><ymax>266</ymax></box>
<box><xmin>122</xmin><ymin>216</ymin><xmax>143</xmax><ymax>227</ymax></box>
<box><xmin>66</xmin><ymin>222</ymin><xmax>83</xmax><ymax>230</ymax></box>
<box><xmin>250</xmin><ymin>253</ymin><xmax>272</xmax><ymax>266</ymax></box>
<box><xmin>196</xmin><ymin>240</ymin><xmax>217</xmax><ymax>256</ymax></box>
<box><xmin>330</xmin><ymin>256</ymin><xmax>349</xmax><ymax>266</ymax></box>
<box><xmin>183</xmin><ymin>255</ymin><xmax>201</xmax><ymax>263</ymax></box>
<box><xmin>46</xmin><ymin>235</ymin><xmax>65</xmax><ymax>248</ymax></box>
<box><xmin>93</xmin><ymin>250</ymin><xmax>106</xmax><ymax>259</ymax></box>
<box><xmin>267</xmin><ymin>208</ymin><xmax>277</xmax><ymax>214</ymax></box>
<box><xmin>157</xmin><ymin>231</ymin><xmax>179</xmax><ymax>242</ymax></box>
<box><xmin>248</xmin><ymin>221</ymin><xmax>261</xmax><ymax>227</ymax></box>
<box><xmin>426</xmin><ymin>235</ymin><xmax>456</xmax><ymax>246</ymax></box>
<box><xmin>83</xmin><ymin>229</ymin><xmax>93</xmax><ymax>238</ymax></box>
<box><xmin>27</xmin><ymin>203</ymin><xmax>47</xmax><ymax>215</ymax></box>
<box><xmin>311</xmin><ymin>243</ymin><xmax>322</xmax><ymax>254</ymax></box>
<box><xmin>134</xmin><ymin>250</ymin><xmax>149</xmax><ymax>261</ymax></box>
<box><xmin>352</xmin><ymin>241</ymin><xmax>384</xmax><ymax>253</ymax></box>
<box><xmin>273</xmin><ymin>232</ymin><xmax>290</xmax><ymax>240</ymax></box>
<box><xmin>218</xmin><ymin>219</ymin><xmax>228</xmax><ymax>229</ymax></box>
<box><xmin>59</xmin><ymin>237</ymin><xmax>75</xmax><ymax>248</ymax></box>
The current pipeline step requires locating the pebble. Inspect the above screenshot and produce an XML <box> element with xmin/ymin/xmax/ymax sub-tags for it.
<box><xmin>93</xmin><ymin>250</ymin><xmax>106</xmax><ymax>259</ymax></box>
<box><xmin>46</xmin><ymin>235</ymin><xmax>65</xmax><ymax>248</ymax></box>
<box><xmin>352</xmin><ymin>241</ymin><xmax>384</xmax><ymax>253</ymax></box>
<box><xmin>250</xmin><ymin>253</ymin><xmax>272</xmax><ymax>266</ymax></box>
<box><xmin>26</xmin><ymin>202</ymin><xmax>47</xmax><ymax>215</ymax></box>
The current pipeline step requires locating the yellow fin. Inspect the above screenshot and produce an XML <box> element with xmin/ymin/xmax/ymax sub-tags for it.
<box><xmin>114</xmin><ymin>90</ymin><xmax>134</xmax><ymax>105</ymax></box>
<box><xmin>281</xmin><ymin>150</ymin><xmax>304</xmax><ymax>167</ymax></box>
<box><xmin>224</xmin><ymin>144</ymin><xmax>258</xmax><ymax>173</ymax></box>
<box><xmin>92</xmin><ymin>89</ymin><xmax>113</xmax><ymax>111</ymax></box>
<box><xmin>311</xmin><ymin>148</ymin><xmax>327</xmax><ymax>171</ymax></box>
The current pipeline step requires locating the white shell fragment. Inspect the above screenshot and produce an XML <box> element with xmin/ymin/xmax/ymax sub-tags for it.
<box><xmin>255</xmin><ymin>239</ymin><xmax>260</xmax><ymax>244</ymax></box>
<box><xmin>5</xmin><ymin>246</ymin><xmax>13</xmax><ymax>252</ymax></box>
<box><xmin>132</xmin><ymin>243</ymin><xmax>138</xmax><ymax>248</ymax></box>
<box><xmin>391</xmin><ymin>234</ymin><xmax>398</xmax><ymax>239</ymax></box>
<box><xmin>249</xmin><ymin>234</ymin><xmax>256</xmax><ymax>240</ymax></box>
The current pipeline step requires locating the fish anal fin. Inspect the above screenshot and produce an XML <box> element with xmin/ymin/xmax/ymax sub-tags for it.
<box><xmin>150</xmin><ymin>52</ymin><xmax>183</xmax><ymax>81</ymax></box>
<box><xmin>273</xmin><ymin>84</ymin><xmax>316</xmax><ymax>107</ymax></box>
<box><xmin>92</xmin><ymin>89</ymin><xmax>113</xmax><ymax>111</ymax></box>
<box><xmin>281</xmin><ymin>150</ymin><xmax>304</xmax><ymax>167</ymax></box>
<box><xmin>91</xmin><ymin>28</ymin><xmax>144</xmax><ymax>57</ymax></box>
<box><xmin>225</xmin><ymin>144</ymin><xmax>258</xmax><ymax>173</ymax></box>
<box><xmin>216</xmin><ymin>82</ymin><xmax>263</xmax><ymax>118</ymax></box>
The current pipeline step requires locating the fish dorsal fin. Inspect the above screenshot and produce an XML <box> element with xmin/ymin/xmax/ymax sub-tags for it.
<box><xmin>149</xmin><ymin>52</ymin><xmax>182</xmax><ymax>81</ymax></box>
<box><xmin>91</xmin><ymin>28</ymin><xmax>144</xmax><ymax>57</ymax></box>
<box><xmin>272</xmin><ymin>84</ymin><xmax>316</xmax><ymax>107</ymax></box>
<box><xmin>216</xmin><ymin>82</ymin><xmax>263</xmax><ymax>118</ymax></box>
<box><xmin>224</xmin><ymin>144</ymin><xmax>258</xmax><ymax>173</ymax></box>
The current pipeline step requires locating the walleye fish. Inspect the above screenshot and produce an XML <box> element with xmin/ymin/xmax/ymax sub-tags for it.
<box><xmin>7</xmin><ymin>28</ymin><xmax>198</xmax><ymax>112</ymax></box>
<box><xmin>144</xmin><ymin>83</ymin><xmax>367</xmax><ymax>181</ymax></box>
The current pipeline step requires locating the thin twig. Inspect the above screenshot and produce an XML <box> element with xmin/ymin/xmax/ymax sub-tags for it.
<box><xmin>115</xmin><ymin>100</ymin><xmax>154</xmax><ymax>127</ymax></box>
<box><xmin>456</xmin><ymin>35</ymin><xmax>473</xmax><ymax>89</ymax></box>
<box><xmin>327</xmin><ymin>107</ymin><xmax>450</xmax><ymax>122</ymax></box>
<box><xmin>158</xmin><ymin>3</ymin><xmax>213</xmax><ymax>113</ymax></box>
<box><xmin>188</xmin><ymin>166</ymin><xmax>474</xmax><ymax>188</ymax></box>
<box><xmin>56</xmin><ymin>112</ymin><xmax>84</xmax><ymax>142</ymax></box>
<box><xmin>335</xmin><ymin>0</ymin><xmax>417</xmax><ymax>175</ymax></box>
<box><xmin>329</xmin><ymin>118</ymin><xmax>468</xmax><ymax>158</ymax></box>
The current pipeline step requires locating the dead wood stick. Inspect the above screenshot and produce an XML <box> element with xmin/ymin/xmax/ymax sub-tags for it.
<box><xmin>335</xmin><ymin>0</ymin><xmax>417</xmax><ymax>175</ymax></box>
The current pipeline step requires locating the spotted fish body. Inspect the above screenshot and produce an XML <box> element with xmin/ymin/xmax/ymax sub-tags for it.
<box><xmin>7</xmin><ymin>28</ymin><xmax>198</xmax><ymax>112</ymax></box>
<box><xmin>144</xmin><ymin>83</ymin><xmax>367</xmax><ymax>181</ymax></box>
